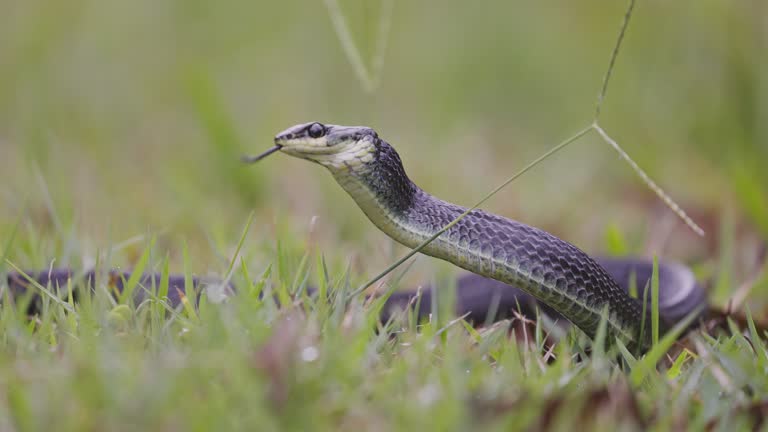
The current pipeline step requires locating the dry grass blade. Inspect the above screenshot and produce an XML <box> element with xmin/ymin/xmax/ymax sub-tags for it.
<box><xmin>588</xmin><ymin>0</ymin><xmax>704</xmax><ymax>237</ymax></box>
<box><xmin>322</xmin><ymin>0</ymin><xmax>394</xmax><ymax>93</ymax></box>
<box><xmin>593</xmin><ymin>124</ymin><xmax>705</xmax><ymax>237</ymax></box>
<box><xmin>594</xmin><ymin>0</ymin><xmax>636</xmax><ymax>119</ymax></box>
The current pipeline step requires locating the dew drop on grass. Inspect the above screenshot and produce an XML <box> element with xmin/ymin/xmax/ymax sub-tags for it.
<box><xmin>301</xmin><ymin>346</ymin><xmax>319</xmax><ymax>362</ymax></box>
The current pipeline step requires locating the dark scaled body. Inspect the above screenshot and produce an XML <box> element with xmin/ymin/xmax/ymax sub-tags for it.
<box><xmin>335</xmin><ymin>137</ymin><xmax>695</xmax><ymax>351</ymax></box>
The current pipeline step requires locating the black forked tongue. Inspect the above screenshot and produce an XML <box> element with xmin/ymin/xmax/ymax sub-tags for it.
<box><xmin>241</xmin><ymin>145</ymin><xmax>281</xmax><ymax>164</ymax></box>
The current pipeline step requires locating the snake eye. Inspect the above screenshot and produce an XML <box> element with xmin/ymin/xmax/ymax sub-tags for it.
<box><xmin>307</xmin><ymin>122</ymin><xmax>326</xmax><ymax>139</ymax></box>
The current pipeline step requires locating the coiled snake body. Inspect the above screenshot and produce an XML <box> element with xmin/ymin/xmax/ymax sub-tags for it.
<box><xmin>5</xmin><ymin>122</ymin><xmax>707</xmax><ymax>353</ymax></box>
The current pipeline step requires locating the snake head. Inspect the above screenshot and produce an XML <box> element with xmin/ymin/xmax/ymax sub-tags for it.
<box><xmin>274</xmin><ymin>122</ymin><xmax>380</xmax><ymax>171</ymax></box>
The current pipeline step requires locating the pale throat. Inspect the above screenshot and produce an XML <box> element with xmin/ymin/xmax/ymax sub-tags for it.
<box><xmin>312</xmin><ymin>139</ymin><xmax>377</xmax><ymax>173</ymax></box>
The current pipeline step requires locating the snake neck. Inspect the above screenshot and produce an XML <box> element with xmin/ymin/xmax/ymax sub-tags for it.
<box><xmin>330</xmin><ymin>139</ymin><xmax>420</xmax><ymax>225</ymax></box>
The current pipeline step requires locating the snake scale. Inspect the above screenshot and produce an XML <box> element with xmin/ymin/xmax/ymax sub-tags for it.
<box><xmin>3</xmin><ymin>122</ymin><xmax>707</xmax><ymax>353</ymax></box>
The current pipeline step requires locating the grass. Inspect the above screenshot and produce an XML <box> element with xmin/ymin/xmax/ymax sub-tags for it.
<box><xmin>1</xmin><ymin>0</ymin><xmax>767</xmax><ymax>430</ymax></box>
<box><xmin>0</xmin><ymin>221</ymin><xmax>767</xmax><ymax>431</ymax></box>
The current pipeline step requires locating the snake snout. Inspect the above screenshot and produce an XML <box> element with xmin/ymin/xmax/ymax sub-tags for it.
<box><xmin>274</xmin><ymin>122</ymin><xmax>318</xmax><ymax>143</ymax></box>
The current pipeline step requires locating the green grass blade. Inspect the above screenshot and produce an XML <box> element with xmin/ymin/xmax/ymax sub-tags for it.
<box><xmin>628</xmin><ymin>270</ymin><xmax>638</xmax><ymax>299</ymax></box>
<box><xmin>225</xmin><ymin>210</ymin><xmax>255</xmax><ymax>278</ymax></box>
<box><xmin>366</xmin><ymin>260</ymin><xmax>418</xmax><ymax>330</ymax></box>
<box><xmin>290</xmin><ymin>251</ymin><xmax>311</xmax><ymax>296</ymax></box>
<box><xmin>746</xmin><ymin>306</ymin><xmax>768</xmax><ymax>371</ymax></box>
<box><xmin>5</xmin><ymin>261</ymin><xmax>76</xmax><ymax>314</ymax></box>
<box><xmin>604</xmin><ymin>223</ymin><xmax>628</xmax><ymax>256</ymax></box>
<box><xmin>238</xmin><ymin>258</ymin><xmax>254</xmax><ymax>296</ymax></box>
<box><xmin>615</xmin><ymin>338</ymin><xmax>637</xmax><ymax>368</ymax></box>
<box><xmin>630</xmin><ymin>305</ymin><xmax>704</xmax><ymax>387</ymax></box>
<box><xmin>316</xmin><ymin>252</ymin><xmax>330</xmax><ymax>305</ymax></box>
<box><xmin>250</xmin><ymin>263</ymin><xmax>271</xmax><ymax>301</ymax></box>
<box><xmin>592</xmin><ymin>307</ymin><xmax>609</xmax><ymax>359</ymax></box>
<box><xmin>666</xmin><ymin>349</ymin><xmax>691</xmax><ymax>379</ymax></box>
<box><xmin>638</xmin><ymin>279</ymin><xmax>649</xmax><ymax>354</ymax></box>
<box><xmin>159</xmin><ymin>254</ymin><xmax>170</xmax><ymax>301</ymax></box>
<box><xmin>118</xmin><ymin>237</ymin><xmax>156</xmax><ymax>305</ymax></box>
<box><xmin>181</xmin><ymin>240</ymin><xmax>198</xmax><ymax>321</ymax></box>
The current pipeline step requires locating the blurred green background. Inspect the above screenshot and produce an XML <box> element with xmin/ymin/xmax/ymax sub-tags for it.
<box><xmin>1</xmin><ymin>0</ymin><xmax>765</xmax><ymax>294</ymax></box>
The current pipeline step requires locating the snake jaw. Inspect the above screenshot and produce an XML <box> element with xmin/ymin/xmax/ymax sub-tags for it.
<box><xmin>275</xmin><ymin>122</ymin><xmax>379</xmax><ymax>172</ymax></box>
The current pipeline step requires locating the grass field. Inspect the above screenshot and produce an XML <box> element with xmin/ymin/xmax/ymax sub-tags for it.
<box><xmin>1</xmin><ymin>0</ymin><xmax>767</xmax><ymax>430</ymax></box>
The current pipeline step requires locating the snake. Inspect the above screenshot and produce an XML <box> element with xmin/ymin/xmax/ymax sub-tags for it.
<box><xmin>3</xmin><ymin>122</ymin><xmax>707</xmax><ymax>353</ymax></box>
<box><xmin>248</xmin><ymin>121</ymin><xmax>707</xmax><ymax>352</ymax></box>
